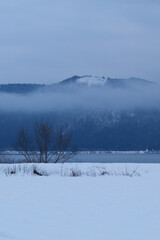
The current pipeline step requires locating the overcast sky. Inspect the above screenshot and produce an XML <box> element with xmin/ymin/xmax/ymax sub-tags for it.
<box><xmin>0</xmin><ymin>0</ymin><xmax>160</xmax><ymax>84</ymax></box>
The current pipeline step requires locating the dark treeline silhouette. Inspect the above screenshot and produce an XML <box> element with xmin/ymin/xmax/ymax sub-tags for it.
<box><xmin>0</xmin><ymin>83</ymin><xmax>44</xmax><ymax>94</ymax></box>
<box><xmin>0</xmin><ymin>111</ymin><xmax>159</xmax><ymax>151</ymax></box>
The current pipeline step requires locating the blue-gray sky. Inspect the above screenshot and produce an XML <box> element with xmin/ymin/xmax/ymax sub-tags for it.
<box><xmin>0</xmin><ymin>0</ymin><xmax>160</xmax><ymax>84</ymax></box>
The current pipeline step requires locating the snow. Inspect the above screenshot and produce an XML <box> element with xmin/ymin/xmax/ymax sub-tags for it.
<box><xmin>77</xmin><ymin>76</ymin><xmax>107</xmax><ymax>86</ymax></box>
<box><xmin>0</xmin><ymin>163</ymin><xmax>160</xmax><ymax>240</ymax></box>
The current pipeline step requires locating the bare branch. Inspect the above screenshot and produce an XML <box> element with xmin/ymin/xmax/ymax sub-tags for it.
<box><xmin>16</xmin><ymin>121</ymin><xmax>77</xmax><ymax>163</ymax></box>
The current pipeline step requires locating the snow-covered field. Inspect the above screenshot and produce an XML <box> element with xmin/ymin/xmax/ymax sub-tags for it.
<box><xmin>0</xmin><ymin>163</ymin><xmax>160</xmax><ymax>240</ymax></box>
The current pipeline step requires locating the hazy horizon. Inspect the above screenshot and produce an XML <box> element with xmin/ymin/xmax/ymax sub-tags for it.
<box><xmin>0</xmin><ymin>1</ymin><xmax>160</xmax><ymax>84</ymax></box>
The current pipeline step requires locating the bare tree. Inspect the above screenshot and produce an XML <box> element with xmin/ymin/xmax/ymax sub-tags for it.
<box><xmin>16</xmin><ymin>121</ymin><xmax>77</xmax><ymax>163</ymax></box>
<box><xmin>34</xmin><ymin>121</ymin><xmax>52</xmax><ymax>163</ymax></box>
<box><xmin>53</xmin><ymin>127</ymin><xmax>77</xmax><ymax>163</ymax></box>
<box><xmin>16</xmin><ymin>127</ymin><xmax>36</xmax><ymax>162</ymax></box>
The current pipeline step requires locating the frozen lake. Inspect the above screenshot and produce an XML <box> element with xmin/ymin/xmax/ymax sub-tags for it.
<box><xmin>1</xmin><ymin>151</ymin><xmax>160</xmax><ymax>163</ymax></box>
<box><xmin>74</xmin><ymin>152</ymin><xmax>160</xmax><ymax>163</ymax></box>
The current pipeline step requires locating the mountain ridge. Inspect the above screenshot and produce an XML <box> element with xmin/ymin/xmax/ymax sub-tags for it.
<box><xmin>0</xmin><ymin>75</ymin><xmax>154</xmax><ymax>94</ymax></box>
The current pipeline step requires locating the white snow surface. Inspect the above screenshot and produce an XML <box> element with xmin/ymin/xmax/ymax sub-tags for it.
<box><xmin>0</xmin><ymin>163</ymin><xmax>160</xmax><ymax>240</ymax></box>
<box><xmin>77</xmin><ymin>76</ymin><xmax>107</xmax><ymax>86</ymax></box>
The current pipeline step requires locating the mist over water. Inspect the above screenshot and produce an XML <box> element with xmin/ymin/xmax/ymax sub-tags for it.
<box><xmin>0</xmin><ymin>83</ymin><xmax>159</xmax><ymax>113</ymax></box>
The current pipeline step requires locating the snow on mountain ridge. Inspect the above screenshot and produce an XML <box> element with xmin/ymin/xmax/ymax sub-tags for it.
<box><xmin>77</xmin><ymin>75</ymin><xmax>107</xmax><ymax>86</ymax></box>
<box><xmin>59</xmin><ymin>75</ymin><xmax>154</xmax><ymax>88</ymax></box>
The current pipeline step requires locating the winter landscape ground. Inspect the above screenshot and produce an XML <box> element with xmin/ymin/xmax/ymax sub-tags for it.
<box><xmin>0</xmin><ymin>163</ymin><xmax>160</xmax><ymax>240</ymax></box>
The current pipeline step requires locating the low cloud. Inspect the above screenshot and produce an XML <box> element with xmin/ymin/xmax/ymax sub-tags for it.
<box><xmin>0</xmin><ymin>84</ymin><xmax>159</xmax><ymax>113</ymax></box>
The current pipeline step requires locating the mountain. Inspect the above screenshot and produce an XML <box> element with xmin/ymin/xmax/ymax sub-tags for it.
<box><xmin>0</xmin><ymin>75</ymin><xmax>154</xmax><ymax>94</ymax></box>
<box><xmin>0</xmin><ymin>75</ymin><xmax>159</xmax><ymax>151</ymax></box>
<box><xmin>59</xmin><ymin>75</ymin><xmax>107</xmax><ymax>87</ymax></box>
<box><xmin>58</xmin><ymin>75</ymin><xmax>154</xmax><ymax>88</ymax></box>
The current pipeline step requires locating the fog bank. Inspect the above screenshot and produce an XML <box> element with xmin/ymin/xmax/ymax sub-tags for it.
<box><xmin>0</xmin><ymin>84</ymin><xmax>159</xmax><ymax>113</ymax></box>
